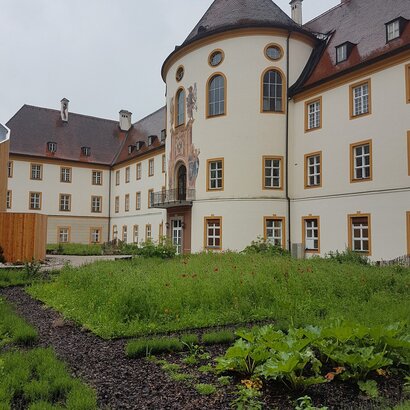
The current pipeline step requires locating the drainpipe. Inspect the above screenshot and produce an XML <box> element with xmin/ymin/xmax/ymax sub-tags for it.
<box><xmin>108</xmin><ymin>168</ymin><xmax>112</xmax><ymax>241</ymax></box>
<box><xmin>286</xmin><ymin>32</ymin><xmax>291</xmax><ymax>251</ymax></box>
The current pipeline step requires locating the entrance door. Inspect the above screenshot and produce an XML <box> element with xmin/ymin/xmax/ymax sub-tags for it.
<box><xmin>172</xmin><ymin>219</ymin><xmax>183</xmax><ymax>255</ymax></box>
<box><xmin>177</xmin><ymin>165</ymin><xmax>187</xmax><ymax>201</ymax></box>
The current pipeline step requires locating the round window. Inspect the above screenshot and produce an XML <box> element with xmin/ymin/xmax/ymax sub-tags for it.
<box><xmin>265</xmin><ymin>45</ymin><xmax>283</xmax><ymax>61</ymax></box>
<box><xmin>209</xmin><ymin>50</ymin><xmax>224</xmax><ymax>67</ymax></box>
<box><xmin>176</xmin><ymin>66</ymin><xmax>184</xmax><ymax>82</ymax></box>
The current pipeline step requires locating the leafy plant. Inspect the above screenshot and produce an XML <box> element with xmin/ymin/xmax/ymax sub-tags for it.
<box><xmin>242</xmin><ymin>237</ymin><xmax>290</xmax><ymax>256</ymax></box>
<box><xmin>295</xmin><ymin>396</ymin><xmax>328</xmax><ymax>410</ymax></box>
<box><xmin>194</xmin><ymin>383</ymin><xmax>216</xmax><ymax>395</ymax></box>
<box><xmin>325</xmin><ymin>249</ymin><xmax>369</xmax><ymax>265</ymax></box>
<box><xmin>135</xmin><ymin>239</ymin><xmax>176</xmax><ymax>259</ymax></box>
<box><xmin>358</xmin><ymin>380</ymin><xmax>379</xmax><ymax>399</ymax></box>
<box><xmin>218</xmin><ymin>376</ymin><xmax>232</xmax><ymax>386</ymax></box>
<box><xmin>24</xmin><ymin>260</ymin><xmax>42</xmax><ymax>279</ymax></box>
<box><xmin>231</xmin><ymin>385</ymin><xmax>263</xmax><ymax>410</ymax></box>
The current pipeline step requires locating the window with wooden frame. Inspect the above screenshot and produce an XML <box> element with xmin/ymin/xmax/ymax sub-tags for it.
<box><xmin>125</xmin><ymin>194</ymin><xmax>130</xmax><ymax>212</ymax></box>
<box><xmin>29</xmin><ymin>192</ymin><xmax>42</xmax><ymax>210</ymax></box>
<box><xmin>7</xmin><ymin>161</ymin><xmax>13</xmax><ymax>178</ymax></box>
<box><xmin>136</xmin><ymin>192</ymin><xmax>141</xmax><ymax>210</ymax></box>
<box><xmin>348</xmin><ymin>214</ymin><xmax>371</xmax><ymax>255</ymax></box>
<box><xmin>114</xmin><ymin>196</ymin><xmax>119</xmax><ymax>213</ymax></box>
<box><xmin>90</xmin><ymin>227</ymin><xmax>102</xmax><ymax>244</ymax></box>
<box><xmin>59</xmin><ymin>194</ymin><xmax>71</xmax><ymax>212</ymax></box>
<box><xmin>60</xmin><ymin>167</ymin><xmax>72</xmax><ymax>183</ymax></box>
<box><xmin>261</xmin><ymin>68</ymin><xmax>285</xmax><ymax>113</ymax></box>
<box><xmin>162</xmin><ymin>154</ymin><xmax>166</xmax><ymax>173</ymax></box>
<box><xmin>47</xmin><ymin>141</ymin><xmax>57</xmax><ymax>153</ymax></box>
<box><xmin>30</xmin><ymin>163</ymin><xmax>43</xmax><ymax>180</ymax></box>
<box><xmin>302</xmin><ymin>216</ymin><xmax>320</xmax><ymax>253</ymax></box>
<box><xmin>263</xmin><ymin>156</ymin><xmax>283</xmax><ymax>190</ymax></box>
<box><xmin>115</xmin><ymin>170</ymin><xmax>120</xmax><ymax>186</ymax></box>
<box><xmin>350</xmin><ymin>140</ymin><xmax>372</xmax><ymax>182</ymax></box>
<box><xmin>91</xmin><ymin>196</ymin><xmax>102</xmax><ymax>213</ymax></box>
<box><xmin>204</xmin><ymin>217</ymin><xmax>222</xmax><ymax>250</ymax></box>
<box><xmin>406</xmin><ymin>64</ymin><xmax>410</xmax><ymax>104</ymax></box>
<box><xmin>122</xmin><ymin>225</ymin><xmax>128</xmax><ymax>243</ymax></box>
<box><xmin>264</xmin><ymin>216</ymin><xmax>285</xmax><ymax>248</ymax></box>
<box><xmin>112</xmin><ymin>225</ymin><xmax>118</xmax><ymax>241</ymax></box>
<box><xmin>145</xmin><ymin>224</ymin><xmax>152</xmax><ymax>241</ymax></box>
<box><xmin>148</xmin><ymin>159</ymin><xmax>154</xmax><ymax>177</ymax></box>
<box><xmin>207</xmin><ymin>158</ymin><xmax>224</xmax><ymax>191</ymax></box>
<box><xmin>136</xmin><ymin>163</ymin><xmax>142</xmax><ymax>180</ymax></box>
<box><xmin>58</xmin><ymin>227</ymin><xmax>70</xmax><ymax>244</ymax></box>
<box><xmin>125</xmin><ymin>167</ymin><xmax>130</xmax><ymax>183</ymax></box>
<box><xmin>305</xmin><ymin>97</ymin><xmax>322</xmax><ymax>132</ymax></box>
<box><xmin>386</xmin><ymin>19</ymin><xmax>401</xmax><ymax>42</ymax></box>
<box><xmin>133</xmin><ymin>225</ymin><xmax>139</xmax><ymax>244</ymax></box>
<box><xmin>350</xmin><ymin>79</ymin><xmax>371</xmax><ymax>118</ymax></box>
<box><xmin>6</xmin><ymin>191</ymin><xmax>12</xmax><ymax>209</ymax></box>
<box><xmin>304</xmin><ymin>152</ymin><xmax>322</xmax><ymax>188</ymax></box>
<box><xmin>207</xmin><ymin>73</ymin><xmax>226</xmax><ymax>117</ymax></box>
<box><xmin>175</xmin><ymin>88</ymin><xmax>186</xmax><ymax>127</ymax></box>
<box><xmin>148</xmin><ymin>189</ymin><xmax>154</xmax><ymax>208</ymax></box>
<box><xmin>92</xmin><ymin>170</ymin><xmax>103</xmax><ymax>186</ymax></box>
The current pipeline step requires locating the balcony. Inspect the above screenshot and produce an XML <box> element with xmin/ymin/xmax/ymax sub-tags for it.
<box><xmin>151</xmin><ymin>189</ymin><xmax>195</xmax><ymax>209</ymax></box>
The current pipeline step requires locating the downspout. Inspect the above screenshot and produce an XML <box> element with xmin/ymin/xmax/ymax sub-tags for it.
<box><xmin>286</xmin><ymin>32</ymin><xmax>291</xmax><ymax>252</ymax></box>
<box><xmin>108</xmin><ymin>167</ymin><xmax>112</xmax><ymax>242</ymax></box>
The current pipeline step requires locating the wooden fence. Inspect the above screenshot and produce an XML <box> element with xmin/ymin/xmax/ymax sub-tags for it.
<box><xmin>378</xmin><ymin>255</ymin><xmax>410</xmax><ymax>267</ymax></box>
<box><xmin>0</xmin><ymin>213</ymin><xmax>47</xmax><ymax>263</ymax></box>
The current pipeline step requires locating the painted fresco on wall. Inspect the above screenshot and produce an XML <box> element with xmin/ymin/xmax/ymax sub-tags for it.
<box><xmin>168</xmin><ymin>84</ymin><xmax>200</xmax><ymax>191</ymax></box>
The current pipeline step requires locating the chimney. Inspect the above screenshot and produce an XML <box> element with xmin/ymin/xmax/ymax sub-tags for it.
<box><xmin>119</xmin><ymin>110</ymin><xmax>132</xmax><ymax>132</ymax></box>
<box><xmin>61</xmin><ymin>98</ymin><xmax>69</xmax><ymax>122</ymax></box>
<box><xmin>290</xmin><ymin>0</ymin><xmax>303</xmax><ymax>25</ymax></box>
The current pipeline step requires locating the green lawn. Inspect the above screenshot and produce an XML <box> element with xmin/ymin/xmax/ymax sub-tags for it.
<box><xmin>28</xmin><ymin>253</ymin><xmax>410</xmax><ymax>339</ymax></box>
<box><xmin>0</xmin><ymin>270</ymin><xmax>31</xmax><ymax>288</ymax></box>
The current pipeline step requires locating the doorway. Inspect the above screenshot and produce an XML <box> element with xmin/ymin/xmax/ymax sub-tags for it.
<box><xmin>172</xmin><ymin>219</ymin><xmax>183</xmax><ymax>255</ymax></box>
<box><xmin>177</xmin><ymin>164</ymin><xmax>187</xmax><ymax>201</ymax></box>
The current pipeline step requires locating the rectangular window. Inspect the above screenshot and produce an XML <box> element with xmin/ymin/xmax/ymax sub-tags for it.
<box><xmin>305</xmin><ymin>152</ymin><xmax>322</xmax><ymax>188</ymax></box>
<box><xmin>136</xmin><ymin>163</ymin><xmax>142</xmax><ymax>180</ymax></box>
<box><xmin>159</xmin><ymin>222</ymin><xmax>164</xmax><ymax>240</ymax></box>
<box><xmin>91</xmin><ymin>196</ymin><xmax>102</xmax><ymax>213</ymax></box>
<box><xmin>148</xmin><ymin>159</ymin><xmax>154</xmax><ymax>177</ymax></box>
<box><xmin>6</xmin><ymin>190</ymin><xmax>12</xmax><ymax>209</ymax></box>
<box><xmin>305</xmin><ymin>97</ymin><xmax>322</xmax><ymax>131</ymax></box>
<box><xmin>302</xmin><ymin>217</ymin><xmax>320</xmax><ymax>253</ymax></box>
<box><xmin>29</xmin><ymin>192</ymin><xmax>42</xmax><ymax>210</ymax></box>
<box><xmin>351</xmin><ymin>140</ymin><xmax>372</xmax><ymax>182</ymax></box>
<box><xmin>115</xmin><ymin>196</ymin><xmax>119</xmax><ymax>213</ymax></box>
<box><xmin>112</xmin><ymin>225</ymin><xmax>118</xmax><ymax>241</ymax></box>
<box><xmin>350</xmin><ymin>79</ymin><xmax>371</xmax><ymax>118</ymax></box>
<box><xmin>47</xmin><ymin>142</ymin><xmax>57</xmax><ymax>153</ymax></box>
<box><xmin>264</xmin><ymin>217</ymin><xmax>285</xmax><ymax>248</ymax></box>
<box><xmin>125</xmin><ymin>194</ymin><xmax>130</xmax><ymax>212</ymax></box>
<box><xmin>336</xmin><ymin>44</ymin><xmax>347</xmax><ymax>63</ymax></box>
<box><xmin>263</xmin><ymin>156</ymin><xmax>283</xmax><ymax>189</ymax></box>
<box><xmin>125</xmin><ymin>167</ymin><xmax>130</xmax><ymax>183</ymax></box>
<box><xmin>136</xmin><ymin>192</ymin><xmax>141</xmax><ymax>210</ymax></box>
<box><xmin>148</xmin><ymin>189</ymin><xmax>154</xmax><ymax>208</ymax></box>
<box><xmin>90</xmin><ymin>227</ymin><xmax>102</xmax><ymax>244</ymax></box>
<box><xmin>204</xmin><ymin>217</ymin><xmax>222</xmax><ymax>250</ymax></box>
<box><xmin>31</xmin><ymin>164</ymin><xmax>43</xmax><ymax>180</ymax></box>
<box><xmin>7</xmin><ymin>161</ymin><xmax>13</xmax><ymax>178</ymax></box>
<box><xmin>348</xmin><ymin>214</ymin><xmax>371</xmax><ymax>255</ymax></box>
<box><xmin>115</xmin><ymin>170</ymin><xmax>120</xmax><ymax>186</ymax></box>
<box><xmin>162</xmin><ymin>154</ymin><xmax>166</xmax><ymax>173</ymax></box>
<box><xmin>386</xmin><ymin>20</ymin><xmax>400</xmax><ymax>42</ymax></box>
<box><xmin>133</xmin><ymin>225</ymin><xmax>139</xmax><ymax>244</ymax></box>
<box><xmin>58</xmin><ymin>227</ymin><xmax>70</xmax><ymax>243</ymax></box>
<box><xmin>122</xmin><ymin>225</ymin><xmax>128</xmax><ymax>242</ymax></box>
<box><xmin>59</xmin><ymin>194</ymin><xmax>71</xmax><ymax>212</ymax></box>
<box><xmin>60</xmin><ymin>167</ymin><xmax>72</xmax><ymax>183</ymax></box>
<box><xmin>146</xmin><ymin>224</ymin><xmax>152</xmax><ymax>241</ymax></box>
<box><xmin>406</xmin><ymin>64</ymin><xmax>410</xmax><ymax>104</ymax></box>
<box><xmin>92</xmin><ymin>170</ymin><xmax>103</xmax><ymax>186</ymax></box>
<box><xmin>207</xmin><ymin>158</ymin><xmax>224</xmax><ymax>191</ymax></box>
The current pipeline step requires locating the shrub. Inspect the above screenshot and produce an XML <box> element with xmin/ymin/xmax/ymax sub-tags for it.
<box><xmin>242</xmin><ymin>237</ymin><xmax>290</xmax><ymax>256</ymax></box>
<box><xmin>325</xmin><ymin>249</ymin><xmax>369</xmax><ymax>265</ymax></box>
<box><xmin>126</xmin><ymin>337</ymin><xmax>183</xmax><ymax>358</ymax></box>
<box><xmin>135</xmin><ymin>239</ymin><xmax>176</xmax><ymax>259</ymax></box>
<box><xmin>202</xmin><ymin>330</ymin><xmax>236</xmax><ymax>346</ymax></box>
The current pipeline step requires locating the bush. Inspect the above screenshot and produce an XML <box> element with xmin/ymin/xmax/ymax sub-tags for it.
<box><xmin>135</xmin><ymin>239</ymin><xmax>176</xmax><ymax>259</ymax></box>
<box><xmin>326</xmin><ymin>249</ymin><xmax>369</xmax><ymax>265</ymax></box>
<box><xmin>126</xmin><ymin>337</ymin><xmax>183</xmax><ymax>358</ymax></box>
<box><xmin>202</xmin><ymin>330</ymin><xmax>236</xmax><ymax>346</ymax></box>
<box><xmin>242</xmin><ymin>237</ymin><xmax>290</xmax><ymax>257</ymax></box>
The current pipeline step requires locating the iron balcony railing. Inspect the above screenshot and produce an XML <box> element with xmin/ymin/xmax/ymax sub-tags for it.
<box><xmin>151</xmin><ymin>188</ymin><xmax>195</xmax><ymax>208</ymax></box>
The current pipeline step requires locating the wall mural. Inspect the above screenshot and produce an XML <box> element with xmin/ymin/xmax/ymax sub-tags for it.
<box><xmin>168</xmin><ymin>84</ymin><xmax>200</xmax><ymax>191</ymax></box>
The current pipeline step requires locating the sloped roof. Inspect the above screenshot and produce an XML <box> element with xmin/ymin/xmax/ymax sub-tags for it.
<box><xmin>298</xmin><ymin>0</ymin><xmax>410</xmax><ymax>90</ymax></box>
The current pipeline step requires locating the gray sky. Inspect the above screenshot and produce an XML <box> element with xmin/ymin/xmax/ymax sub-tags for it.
<box><xmin>1</xmin><ymin>0</ymin><xmax>339</xmax><ymax>125</ymax></box>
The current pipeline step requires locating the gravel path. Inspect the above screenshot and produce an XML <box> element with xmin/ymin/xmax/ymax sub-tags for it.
<box><xmin>0</xmin><ymin>287</ymin><xmax>231</xmax><ymax>410</ymax></box>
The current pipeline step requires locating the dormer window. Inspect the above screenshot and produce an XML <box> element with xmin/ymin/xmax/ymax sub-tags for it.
<box><xmin>81</xmin><ymin>147</ymin><xmax>91</xmax><ymax>157</ymax></box>
<box><xmin>160</xmin><ymin>129</ymin><xmax>166</xmax><ymax>141</ymax></box>
<box><xmin>148</xmin><ymin>135</ymin><xmax>156</xmax><ymax>146</ymax></box>
<box><xmin>128</xmin><ymin>145</ymin><xmax>135</xmax><ymax>155</ymax></box>
<box><xmin>47</xmin><ymin>142</ymin><xmax>57</xmax><ymax>153</ymax></box>
<box><xmin>336</xmin><ymin>44</ymin><xmax>348</xmax><ymax>63</ymax></box>
<box><xmin>136</xmin><ymin>141</ymin><xmax>144</xmax><ymax>151</ymax></box>
<box><xmin>386</xmin><ymin>18</ymin><xmax>404</xmax><ymax>42</ymax></box>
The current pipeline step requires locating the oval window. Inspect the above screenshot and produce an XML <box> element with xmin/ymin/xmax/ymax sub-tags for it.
<box><xmin>265</xmin><ymin>45</ymin><xmax>283</xmax><ymax>61</ymax></box>
<box><xmin>209</xmin><ymin>50</ymin><xmax>224</xmax><ymax>67</ymax></box>
<box><xmin>176</xmin><ymin>66</ymin><xmax>184</xmax><ymax>82</ymax></box>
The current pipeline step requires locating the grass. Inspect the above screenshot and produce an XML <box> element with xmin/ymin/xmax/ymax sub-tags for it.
<box><xmin>194</xmin><ymin>383</ymin><xmax>217</xmax><ymax>395</ymax></box>
<box><xmin>0</xmin><ymin>298</ymin><xmax>37</xmax><ymax>347</ymax></box>
<box><xmin>126</xmin><ymin>337</ymin><xmax>183</xmax><ymax>358</ymax></box>
<box><xmin>0</xmin><ymin>348</ymin><xmax>97</xmax><ymax>409</ymax></box>
<box><xmin>0</xmin><ymin>270</ymin><xmax>31</xmax><ymax>288</ymax></box>
<box><xmin>28</xmin><ymin>253</ymin><xmax>410</xmax><ymax>339</ymax></box>
<box><xmin>202</xmin><ymin>330</ymin><xmax>236</xmax><ymax>345</ymax></box>
<box><xmin>47</xmin><ymin>243</ymin><xmax>103</xmax><ymax>256</ymax></box>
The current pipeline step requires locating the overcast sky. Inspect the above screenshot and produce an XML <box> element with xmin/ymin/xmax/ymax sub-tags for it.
<box><xmin>0</xmin><ymin>0</ymin><xmax>339</xmax><ymax>125</ymax></box>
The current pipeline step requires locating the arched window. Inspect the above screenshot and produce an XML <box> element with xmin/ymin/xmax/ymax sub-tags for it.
<box><xmin>176</xmin><ymin>88</ymin><xmax>185</xmax><ymax>126</ymax></box>
<box><xmin>262</xmin><ymin>69</ymin><xmax>284</xmax><ymax>113</ymax></box>
<box><xmin>208</xmin><ymin>74</ymin><xmax>225</xmax><ymax>117</ymax></box>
